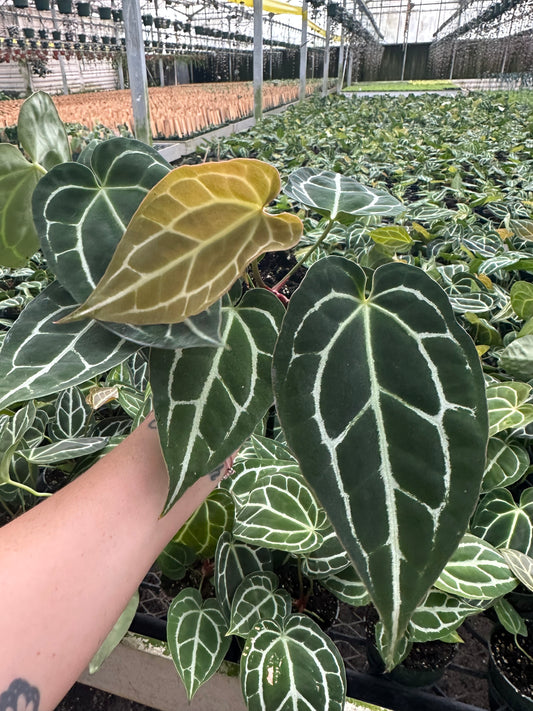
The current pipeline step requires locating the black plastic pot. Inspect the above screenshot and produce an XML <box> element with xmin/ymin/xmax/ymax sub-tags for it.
<box><xmin>23</xmin><ymin>28</ymin><xmax>35</xmax><ymax>38</ymax></box>
<box><xmin>14</xmin><ymin>0</ymin><xmax>29</xmax><ymax>7</ymax></box>
<box><xmin>52</xmin><ymin>29</ymin><xmax>61</xmax><ymax>39</ymax></box>
<box><xmin>38</xmin><ymin>29</ymin><xmax>48</xmax><ymax>38</ymax></box>
<box><xmin>111</xmin><ymin>9</ymin><xmax>122</xmax><ymax>21</ymax></box>
<box><xmin>101</xmin><ymin>35</ymin><xmax>110</xmax><ymax>44</ymax></box>
<box><xmin>57</xmin><ymin>0</ymin><xmax>72</xmax><ymax>13</ymax></box>
<box><xmin>142</xmin><ymin>13</ymin><xmax>153</xmax><ymax>25</ymax></box>
<box><xmin>78</xmin><ymin>32</ymin><xmax>86</xmax><ymax>42</ymax></box>
<box><xmin>489</xmin><ymin>625</ymin><xmax>533</xmax><ymax>711</ymax></box>
<box><xmin>77</xmin><ymin>1</ymin><xmax>90</xmax><ymax>16</ymax></box>
<box><xmin>98</xmin><ymin>5</ymin><xmax>111</xmax><ymax>19</ymax></box>
<box><xmin>35</xmin><ymin>0</ymin><xmax>50</xmax><ymax>9</ymax></box>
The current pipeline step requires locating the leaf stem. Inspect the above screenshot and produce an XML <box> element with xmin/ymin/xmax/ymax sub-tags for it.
<box><xmin>251</xmin><ymin>259</ymin><xmax>267</xmax><ymax>289</ymax></box>
<box><xmin>8</xmin><ymin>480</ymin><xmax>52</xmax><ymax>498</ymax></box>
<box><xmin>273</xmin><ymin>219</ymin><xmax>335</xmax><ymax>292</ymax></box>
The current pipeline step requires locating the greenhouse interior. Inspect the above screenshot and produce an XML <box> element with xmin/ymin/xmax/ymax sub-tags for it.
<box><xmin>0</xmin><ymin>0</ymin><xmax>533</xmax><ymax>707</ymax></box>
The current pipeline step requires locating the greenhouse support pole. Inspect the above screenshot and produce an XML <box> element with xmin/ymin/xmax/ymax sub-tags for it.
<box><xmin>50</xmin><ymin>2</ymin><xmax>69</xmax><ymax>94</ymax></box>
<box><xmin>253</xmin><ymin>0</ymin><xmax>263</xmax><ymax>123</ymax></box>
<box><xmin>322</xmin><ymin>11</ymin><xmax>331</xmax><ymax>96</ymax></box>
<box><xmin>123</xmin><ymin>0</ymin><xmax>152</xmax><ymax>145</ymax></box>
<box><xmin>336</xmin><ymin>0</ymin><xmax>347</xmax><ymax>92</ymax></box>
<box><xmin>299</xmin><ymin>0</ymin><xmax>308</xmax><ymax>100</ymax></box>
<box><xmin>347</xmin><ymin>45</ymin><xmax>354</xmax><ymax>85</ymax></box>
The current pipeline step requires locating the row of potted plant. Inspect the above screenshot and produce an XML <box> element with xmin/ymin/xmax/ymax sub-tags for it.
<box><xmin>1</xmin><ymin>90</ymin><xmax>533</xmax><ymax>710</ymax></box>
<box><xmin>12</xmin><ymin>0</ymin><xmax>121</xmax><ymax>19</ymax></box>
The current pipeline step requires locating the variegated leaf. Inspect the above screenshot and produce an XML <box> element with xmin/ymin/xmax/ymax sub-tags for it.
<box><xmin>86</xmin><ymin>386</ymin><xmax>119</xmax><ymax>411</ymax></box>
<box><xmin>20</xmin><ymin>437</ymin><xmax>108</xmax><ymax>465</ymax></box>
<box><xmin>494</xmin><ymin>597</ymin><xmax>527</xmax><ymax>637</ymax></box>
<box><xmin>482</xmin><ymin>436</ymin><xmax>530</xmax><ymax>493</ymax></box>
<box><xmin>285</xmin><ymin>168</ymin><xmax>403</xmax><ymax>222</ymax></box>
<box><xmin>249</xmin><ymin>434</ymin><xmax>296</xmax><ymax>462</ymax></box>
<box><xmin>480</xmin><ymin>252</ymin><xmax>533</xmax><ymax>276</ymax></box>
<box><xmin>302</xmin><ymin>526</ymin><xmax>351</xmax><ymax>579</ymax></box>
<box><xmin>499</xmin><ymin>335</ymin><xmax>533</xmax><ymax>381</ymax></box>
<box><xmin>233</xmin><ymin>471</ymin><xmax>328</xmax><ymax>553</ymax></box>
<box><xmin>273</xmin><ymin>256</ymin><xmax>488</xmax><ymax>669</ymax></box>
<box><xmin>21</xmin><ymin>408</ymin><xmax>49</xmax><ymax>449</ymax></box>
<box><xmin>157</xmin><ymin>540</ymin><xmax>197</xmax><ymax>580</ymax></box>
<box><xmin>408</xmin><ymin>590</ymin><xmax>479</xmax><ymax>643</ymax></box>
<box><xmin>0</xmin><ymin>144</ymin><xmax>44</xmax><ymax>267</ymax></box>
<box><xmin>0</xmin><ymin>401</ymin><xmax>36</xmax><ymax>483</ymax></box>
<box><xmin>321</xmin><ymin>564</ymin><xmax>371</xmax><ymax>606</ymax></box>
<box><xmin>486</xmin><ymin>382</ymin><xmax>533</xmax><ymax>436</ymax></box>
<box><xmin>167</xmin><ymin>589</ymin><xmax>230</xmax><ymax>701</ymax></box>
<box><xmin>241</xmin><ymin>615</ymin><xmax>346</xmax><ymax>711</ymax></box>
<box><xmin>62</xmin><ymin>159</ymin><xmax>303</xmax><ymax>325</ymax></box>
<box><xmin>117</xmin><ymin>385</ymin><xmax>146</xmax><ymax>420</ymax></box>
<box><xmin>172</xmin><ymin>488</ymin><xmax>234</xmax><ymax>559</ymax></box>
<box><xmin>151</xmin><ymin>289</ymin><xmax>285</xmax><ymax>513</ymax></box>
<box><xmin>471</xmin><ymin>488</ymin><xmax>533</xmax><ymax>555</ymax></box>
<box><xmin>18</xmin><ymin>91</ymin><xmax>70</xmax><ymax>172</ymax></box>
<box><xmin>33</xmin><ymin>137</ymin><xmax>171</xmax><ymax>303</ymax></box>
<box><xmin>435</xmin><ymin>533</ymin><xmax>517</xmax><ymax>599</ymax></box>
<box><xmin>224</xmin><ymin>458</ymin><xmax>302</xmax><ymax>505</ymax></box>
<box><xmin>214</xmin><ymin>532</ymin><xmax>273</xmax><ymax>621</ymax></box>
<box><xmin>375</xmin><ymin>621</ymin><xmax>411</xmax><ymax>671</ymax></box>
<box><xmin>89</xmin><ymin>591</ymin><xmax>139</xmax><ymax>674</ymax></box>
<box><xmin>0</xmin><ymin>282</ymin><xmax>138</xmax><ymax>411</ymax></box>
<box><xmin>500</xmin><ymin>548</ymin><xmax>533</xmax><ymax>592</ymax></box>
<box><xmin>228</xmin><ymin>572</ymin><xmax>292</xmax><ymax>637</ymax></box>
<box><xmin>51</xmin><ymin>386</ymin><xmax>90</xmax><ymax>440</ymax></box>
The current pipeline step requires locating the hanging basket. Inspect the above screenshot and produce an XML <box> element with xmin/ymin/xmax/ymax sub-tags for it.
<box><xmin>98</xmin><ymin>5</ymin><xmax>111</xmax><ymax>19</ymax></box>
<box><xmin>35</xmin><ymin>0</ymin><xmax>50</xmax><ymax>9</ymax></box>
<box><xmin>101</xmin><ymin>35</ymin><xmax>110</xmax><ymax>44</ymax></box>
<box><xmin>78</xmin><ymin>32</ymin><xmax>86</xmax><ymax>42</ymax></box>
<box><xmin>111</xmin><ymin>9</ymin><xmax>122</xmax><ymax>21</ymax></box>
<box><xmin>77</xmin><ymin>2</ymin><xmax>90</xmax><ymax>16</ymax></box>
<box><xmin>13</xmin><ymin>0</ymin><xmax>29</xmax><ymax>7</ymax></box>
<box><xmin>142</xmin><ymin>14</ymin><xmax>153</xmax><ymax>25</ymax></box>
<box><xmin>23</xmin><ymin>27</ymin><xmax>35</xmax><ymax>38</ymax></box>
<box><xmin>52</xmin><ymin>29</ymin><xmax>61</xmax><ymax>39</ymax></box>
<box><xmin>57</xmin><ymin>0</ymin><xmax>72</xmax><ymax>13</ymax></box>
<box><xmin>38</xmin><ymin>28</ymin><xmax>48</xmax><ymax>38</ymax></box>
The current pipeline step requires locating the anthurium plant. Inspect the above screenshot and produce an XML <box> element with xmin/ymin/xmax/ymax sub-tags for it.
<box><xmin>1</xmin><ymin>90</ymin><xmax>523</xmax><ymax>711</ymax></box>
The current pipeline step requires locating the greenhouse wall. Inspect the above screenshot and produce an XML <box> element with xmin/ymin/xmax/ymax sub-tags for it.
<box><xmin>0</xmin><ymin>56</ymin><xmax>117</xmax><ymax>96</ymax></box>
<box><xmin>373</xmin><ymin>43</ymin><xmax>431</xmax><ymax>80</ymax></box>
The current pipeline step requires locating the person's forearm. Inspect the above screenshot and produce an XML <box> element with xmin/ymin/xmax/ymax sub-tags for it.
<box><xmin>0</xmin><ymin>415</ymin><xmax>228</xmax><ymax>711</ymax></box>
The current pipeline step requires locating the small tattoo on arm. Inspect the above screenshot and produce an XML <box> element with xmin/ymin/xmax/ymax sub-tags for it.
<box><xmin>209</xmin><ymin>464</ymin><xmax>224</xmax><ymax>481</ymax></box>
<box><xmin>0</xmin><ymin>679</ymin><xmax>40</xmax><ymax>711</ymax></box>
<box><xmin>148</xmin><ymin>418</ymin><xmax>157</xmax><ymax>430</ymax></box>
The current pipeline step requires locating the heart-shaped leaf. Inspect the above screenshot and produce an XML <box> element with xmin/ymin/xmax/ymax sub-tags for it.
<box><xmin>51</xmin><ymin>386</ymin><xmax>91</xmax><ymax>440</ymax></box>
<box><xmin>172</xmin><ymin>488</ymin><xmax>235</xmax><ymax>559</ymax></box>
<box><xmin>486</xmin><ymin>382</ymin><xmax>533</xmax><ymax>436</ymax></box>
<box><xmin>321</xmin><ymin>564</ymin><xmax>371</xmax><ymax>606</ymax></box>
<box><xmin>482</xmin><ymin>437</ymin><xmax>530</xmax><ymax>493</ymax></box>
<box><xmin>369</xmin><ymin>226</ymin><xmax>414</xmax><ymax>253</ymax></box>
<box><xmin>20</xmin><ymin>437</ymin><xmax>108</xmax><ymax>465</ymax></box>
<box><xmin>273</xmin><ymin>256</ymin><xmax>488</xmax><ymax>669</ymax></box>
<box><xmin>408</xmin><ymin>590</ymin><xmax>479</xmax><ymax>643</ymax></box>
<box><xmin>33</xmin><ymin>137</ymin><xmax>171</xmax><ymax>303</ymax></box>
<box><xmin>284</xmin><ymin>168</ymin><xmax>404</xmax><ymax>222</ymax></box>
<box><xmin>167</xmin><ymin>588</ymin><xmax>230</xmax><ymax>700</ymax></box>
<box><xmin>0</xmin><ymin>144</ymin><xmax>44</xmax><ymax>267</ymax></box>
<box><xmin>511</xmin><ymin>281</ymin><xmax>533</xmax><ymax>320</ymax></box>
<box><xmin>302</xmin><ymin>526</ymin><xmax>351</xmax><ymax>579</ymax></box>
<box><xmin>0</xmin><ymin>281</ymin><xmax>138</xmax><ymax>411</ymax></box>
<box><xmin>151</xmin><ymin>289</ymin><xmax>285</xmax><ymax>513</ymax></box>
<box><xmin>233</xmin><ymin>470</ymin><xmax>328</xmax><ymax>553</ymax></box>
<box><xmin>18</xmin><ymin>91</ymin><xmax>70</xmax><ymax>172</ymax></box>
<box><xmin>472</xmin><ymin>488</ymin><xmax>533</xmax><ymax>555</ymax></box>
<box><xmin>499</xmin><ymin>335</ymin><xmax>533</xmax><ymax>381</ymax></box>
<box><xmin>224</xmin><ymin>458</ymin><xmax>301</xmax><ymax>504</ymax></box>
<box><xmin>435</xmin><ymin>533</ymin><xmax>517</xmax><ymax>599</ymax></box>
<box><xmin>241</xmin><ymin>615</ymin><xmax>346</xmax><ymax>711</ymax></box>
<box><xmin>494</xmin><ymin>597</ymin><xmax>527</xmax><ymax>637</ymax></box>
<box><xmin>228</xmin><ymin>572</ymin><xmax>292</xmax><ymax>637</ymax></box>
<box><xmin>214</xmin><ymin>533</ymin><xmax>273</xmax><ymax>621</ymax></box>
<box><xmin>62</xmin><ymin>159</ymin><xmax>303</xmax><ymax>325</ymax></box>
<box><xmin>157</xmin><ymin>540</ymin><xmax>197</xmax><ymax>580</ymax></box>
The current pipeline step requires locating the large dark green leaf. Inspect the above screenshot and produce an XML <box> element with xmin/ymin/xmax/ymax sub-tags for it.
<box><xmin>284</xmin><ymin>168</ymin><xmax>404</xmax><ymax>222</ymax></box>
<box><xmin>33</xmin><ymin>137</ymin><xmax>171</xmax><ymax>303</ymax></box>
<box><xmin>273</xmin><ymin>256</ymin><xmax>488</xmax><ymax>669</ymax></box>
<box><xmin>151</xmin><ymin>289</ymin><xmax>285</xmax><ymax>513</ymax></box>
<box><xmin>0</xmin><ymin>281</ymin><xmax>138</xmax><ymax>410</ymax></box>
